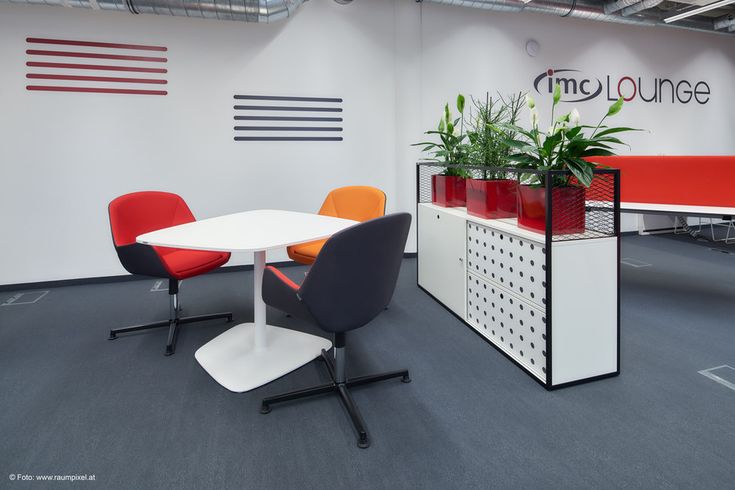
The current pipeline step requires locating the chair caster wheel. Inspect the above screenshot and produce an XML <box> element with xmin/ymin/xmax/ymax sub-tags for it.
<box><xmin>357</xmin><ymin>437</ymin><xmax>370</xmax><ymax>449</ymax></box>
<box><xmin>108</xmin><ymin>333</ymin><xmax>117</xmax><ymax>340</ymax></box>
<box><xmin>260</xmin><ymin>405</ymin><xmax>271</xmax><ymax>414</ymax></box>
<box><xmin>401</xmin><ymin>375</ymin><xmax>411</xmax><ymax>383</ymax></box>
<box><xmin>226</xmin><ymin>315</ymin><xmax>233</xmax><ymax>323</ymax></box>
<box><xmin>165</xmin><ymin>348</ymin><xmax>174</xmax><ymax>356</ymax></box>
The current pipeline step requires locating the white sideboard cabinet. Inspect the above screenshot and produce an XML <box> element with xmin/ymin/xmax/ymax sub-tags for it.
<box><xmin>417</xmin><ymin>202</ymin><xmax>619</xmax><ymax>389</ymax></box>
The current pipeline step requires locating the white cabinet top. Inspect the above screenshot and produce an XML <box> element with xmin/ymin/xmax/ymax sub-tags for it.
<box><xmin>419</xmin><ymin>203</ymin><xmax>546</xmax><ymax>243</ymax></box>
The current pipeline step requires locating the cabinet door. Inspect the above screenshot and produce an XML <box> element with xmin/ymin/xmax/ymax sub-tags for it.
<box><xmin>417</xmin><ymin>204</ymin><xmax>466</xmax><ymax>317</ymax></box>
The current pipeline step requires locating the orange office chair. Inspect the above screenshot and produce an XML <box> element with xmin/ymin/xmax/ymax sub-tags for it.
<box><xmin>287</xmin><ymin>186</ymin><xmax>386</xmax><ymax>265</ymax></box>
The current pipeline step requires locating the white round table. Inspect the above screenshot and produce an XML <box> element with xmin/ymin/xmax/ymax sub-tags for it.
<box><xmin>137</xmin><ymin>209</ymin><xmax>357</xmax><ymax>392</ymax></box>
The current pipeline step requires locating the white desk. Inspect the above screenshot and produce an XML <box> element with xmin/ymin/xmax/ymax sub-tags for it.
<box><xmin>137</xmin><ymin>209</ymin><xmax>357</xmax><ymax>392</ymax></box>
<box><xmin>621</xmin><ymin>202</ymin><xmax>735</xmax><ymax>218</ymax></box>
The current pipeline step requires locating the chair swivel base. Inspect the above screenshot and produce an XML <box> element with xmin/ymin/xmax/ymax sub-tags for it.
<box><xmin>108</xmin><ymin>311</ymin><xmax>233</xmax><ymax>356</ymax></box>
<box><xmin>260</xmin><ymin>349</ymin><xmax>410</xmax><ymax>449</ymax></box>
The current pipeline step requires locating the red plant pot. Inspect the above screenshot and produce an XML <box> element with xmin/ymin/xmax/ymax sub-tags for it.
<box><xmin>517</xmin><ymin>185</ymin><xmax>586</xmax><ymax>234</ymax></box>
<box><xmin>431</xmin><ymin>174</ymin><xmax>466</xmax><ymax>207</ymax></box>
<box><xmin>466</xmin><ymin>179</ymin><xmax>518</xmax><ymax>219</ymax></box>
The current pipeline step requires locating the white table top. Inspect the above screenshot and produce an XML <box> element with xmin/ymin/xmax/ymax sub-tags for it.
<box><xmin>621</xmin><ymin>202</ymin><xmax>735</xmax><ymax>217</ymax></box>
<box><xmin>137</xmin><ymin>209</ymin><xmax>358</xmax><ymax>252</ymax></box>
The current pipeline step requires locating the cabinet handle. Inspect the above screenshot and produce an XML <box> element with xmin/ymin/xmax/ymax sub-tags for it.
<box><xmin>436</xmin><ymin>214</ymin><xmax>440</xmax><ymax>219</ymax></box>
<box><xmin>459</xmin><ymin>257</ymin><xmax>463</xmax><ymax>263</ymax></box>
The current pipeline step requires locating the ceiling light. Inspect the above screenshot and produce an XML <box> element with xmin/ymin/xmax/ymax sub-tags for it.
<box><xmin>663</xmin><ymin>0</ymin><xmax>735</xmax><ymax>23</ymax></box>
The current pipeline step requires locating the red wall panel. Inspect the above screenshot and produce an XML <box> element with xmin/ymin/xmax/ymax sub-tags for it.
<box><xmin>588</xmin><ymin>156</ymin><xmax>735</xmax><ymax>207</ymax></box>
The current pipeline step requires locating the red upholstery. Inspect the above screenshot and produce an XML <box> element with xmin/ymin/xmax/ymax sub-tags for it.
<box><xmin>108</xmin><ymin>191</ymin><xmax>230</xmax><ymax>280</ymax></box>
<box><xmin>109</xmin><ymin>191</ymin><xmax>196</xmax><ymax>246</ymax></box>
<box><xmin>587</xmin><ymin>156</ymin><xmax>735</xmax><ymax>207</ymax></box>
<box><xmin>265</xmin><ymin>266</ymin><xmax>300</xmax><ymax>291</ymax></box>
<box><xmin>157</xmin><ymin>248</ymin><xmax>230</xmax><ymax>280</ymax></box>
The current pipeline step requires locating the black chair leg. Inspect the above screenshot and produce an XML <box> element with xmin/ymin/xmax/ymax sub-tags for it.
<box><xmin>321</xmin><ymin>349</ymin><xmax>337</xmax><ymax>380</ymax></box>
<box><xmin>178</xmin><ymin>312</ymin><xmax>233</xmax><ymax>325</ymax></box>
<box><xmin>108</xmin><ymin>319</ymin><xmax>170</xmax><ymax>340</ymax></box>
<box><xmin>346</xmin><ymin>369</ymin><xmax>411</xmax><ymax>388</ymax></box>
<box><xmin>260</xmin><ymin>382</ymin><xmax>337</xmax><ymax>414</ymax></box>
<box><xmin>165</xmin><ymin>320</ymin><xmax>179</xmax><ymax>356</ymax></box>
<box><xmin>336</xmin><ymin>383</ymin><xmax>370</xmax><ymax>448</ymax></box>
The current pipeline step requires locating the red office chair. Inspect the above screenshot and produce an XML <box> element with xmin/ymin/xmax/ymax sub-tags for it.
<box><xmin>108</xmin><ymin>191</ymin><xmax>233</xmax><ymax>356</ymax></box>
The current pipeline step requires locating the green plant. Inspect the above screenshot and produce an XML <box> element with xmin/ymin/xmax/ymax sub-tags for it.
<box><xmin>466</xmin><ymin>92</ymin><xmax>525</xmax><ymax>179</ymax></box>
<box><xmin>503</xmin><ymin>84</ymin><xmax>640</xmax><ymax>187</ymax></box>
<box><xmin>412</xmin><ymin>94</ymin><xmax>470</xmax><ymax>177</ymax></box>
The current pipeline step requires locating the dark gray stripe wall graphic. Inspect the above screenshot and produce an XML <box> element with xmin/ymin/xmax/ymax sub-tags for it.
<box><xmin>233</xmin><ymin>95</ymin><xmax>343</xmax><ymax>142</ymax></box>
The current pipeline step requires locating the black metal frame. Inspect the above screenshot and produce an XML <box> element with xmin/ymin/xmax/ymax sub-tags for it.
<box><xmin>261</xmin><ymin>335</ymin><xmax>410</xmax><ymax>449</ymax></box>
<box><xmin>108</xmin><ymin>278</ymin><xmax>233</xmax><ymax>356</ymax></box>
<box><xmin>416</xmin><ymin>162</ymin><xmax>621</xmax><ymax>390</ymax></box>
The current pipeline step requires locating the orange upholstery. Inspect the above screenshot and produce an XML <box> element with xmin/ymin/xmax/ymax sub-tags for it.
<box><xmin>287</xmin><ymin>186</ymin><xmax>386</xmax><ymax>265</ymax></box>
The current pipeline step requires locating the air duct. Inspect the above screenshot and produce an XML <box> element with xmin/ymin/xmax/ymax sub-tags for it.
<box><xmin>421</xmin><ymin>0</ymin><xmax>729</xmax><ymax>36</ymax></box>
<box><xmin>714</xmin><ymin>13</ymin><xmax>735</xmax><ymax>30</ymax></box>
<box><xmin>1</xmin><ymin>0</ymin><xmax>308</xmax><ymax>22</ymax></box>
<box><xmin>621</xmin><ymin>0</ymin><xmax>663</xmax><ymax>17</ymax></box>
<box><xmin>604</xmin><ymin>0</ymin><xmax>641</xmax><ymax>15</ymax></box>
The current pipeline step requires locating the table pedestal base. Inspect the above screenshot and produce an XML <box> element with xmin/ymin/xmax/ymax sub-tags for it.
<box><xmin>195</xmin><ymin>323</ymin><xmax>332</xmax><ymax>393</ymax></box>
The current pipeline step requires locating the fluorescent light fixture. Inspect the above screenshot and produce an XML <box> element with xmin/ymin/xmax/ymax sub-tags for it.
<box><xmin>663</xmin><ymin>0</ymin><xmax>735</xmax><ymax>23</ymax></box>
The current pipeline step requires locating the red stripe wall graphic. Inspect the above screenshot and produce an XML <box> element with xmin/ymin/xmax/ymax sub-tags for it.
<box><xmin>25</xmin><ymin>37</ymin><xmax>168</xmax><ymax>96</ymax></box>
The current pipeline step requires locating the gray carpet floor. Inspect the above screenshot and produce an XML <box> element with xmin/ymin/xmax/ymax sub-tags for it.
<box><xmin>1</xmin><ymin>234</ymin><xmax>734</xmax><ymax>489</ymax></box>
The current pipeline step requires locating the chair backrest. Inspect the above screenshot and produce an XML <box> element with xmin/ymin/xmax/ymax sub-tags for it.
<box><xmin>109</xmin><ymin>191</ymin><xmax>195</xmax><ymax>247</ymax></box>
<box><xmin>299</xmin><ymin>213</ymin><xmax>411</xmax><ymax>333</ymax></box>
<box><xmin>108</xmin><ymin>191</ymin><xmax>195</xmax><ymax>277</ymax></box>
<box><xmin>318</xmin><ymin>186</ymin><xmax>386</xmax><ymax>223</ymax></box>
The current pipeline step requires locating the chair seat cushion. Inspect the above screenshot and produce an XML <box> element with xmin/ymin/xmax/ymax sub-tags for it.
<box><xmin>155</xmin><ymin>247</ymin><xmax>231</xmax><ymax>280</ymax></box>
<box><xmin>287</xmin><ymin>239</ymin><xmax>327</xmax><ymax>265</ymax></box>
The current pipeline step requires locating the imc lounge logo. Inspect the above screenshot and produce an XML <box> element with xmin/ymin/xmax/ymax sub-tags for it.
<box><xmin>534</xmin><ymin>68</ymin><xmax>710</xmax><ymax>105</ymax></box>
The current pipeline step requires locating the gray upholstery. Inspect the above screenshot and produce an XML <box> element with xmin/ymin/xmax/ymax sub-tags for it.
<box><xmin>263</xmin><ymin>213</ymin><xmax>412</xmax><ymax>332</ymax></box>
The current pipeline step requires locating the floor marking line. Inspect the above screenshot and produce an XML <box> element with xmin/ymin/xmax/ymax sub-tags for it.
<box><xmin>698</xmin><ymin>365</ymin><xmax>735</xmax><ymax>392</ymax></box>
<box><xmin>1</xmin><ymin>290</ymin><xmax>49</xmax><ymax>306</ymax></box>
<box><xmin>621</xmin><ymin>257</ymin><xmax>652</xmax><ymax>268</ymax></box>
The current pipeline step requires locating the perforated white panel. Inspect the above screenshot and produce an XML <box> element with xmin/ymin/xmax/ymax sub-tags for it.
<box><xmin>466</xmin><ymin>222</ymin><xmax>547</xmax><ymax>308</ymax></box>
<box><xmin>466</xmin><ymin>272</ymin><xmax>547</xmax><ymax>381</ymax></box>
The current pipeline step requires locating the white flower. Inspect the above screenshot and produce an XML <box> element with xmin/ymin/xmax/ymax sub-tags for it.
<box><xmin>526</xmin><ymin>94</ymin><xmax>536</xmax><ymax>110</ymax></box>
<box><xmin>570</xmin><ymin>108</ymin><xmax>581</xmax><ymax>127</ymax></box>
<box><xmin>547</xmin><ymin>126</ymin><xmax>556</xmax><ymax>136</ymax></box>
<box><xmin>530</xmin><ymin>109</ymin><xmax>539</xmax><ymax>128</ymax></box>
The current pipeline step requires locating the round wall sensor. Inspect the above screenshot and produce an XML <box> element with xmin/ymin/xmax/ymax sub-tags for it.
<box><xmin>525</xmin><ymin>39</ymin><xmax>540</xmax><ymax>57</ymax></box>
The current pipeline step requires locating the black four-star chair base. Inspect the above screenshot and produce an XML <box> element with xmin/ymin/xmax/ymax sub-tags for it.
<box><xmin>260</xmin><ymin>349</ymin><xmax>410</xmax><ymax>449</ymax></box>
<box><xmin>108</xmin><ymin>312</ymin><xmax>233</xmax><ymax>356</ymax></box>
<box><xmin>108</xmin><ymin>279</ymin><xmax>232</xmax><ymax>356</ymax></box>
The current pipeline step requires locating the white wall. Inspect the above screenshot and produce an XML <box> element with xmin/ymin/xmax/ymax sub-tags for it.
<box><xmin>1</xmin><ymin>0</ymin><xmax>734</xmax><ymax>285</ymax></box>
<box><xmin>0</xmin><ymin>0</ymin><xmax>399</xmax><ymax>284</ymax></box>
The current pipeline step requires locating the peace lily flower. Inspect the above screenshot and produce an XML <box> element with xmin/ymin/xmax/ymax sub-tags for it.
<box><xmin>502</xmin><ymin>83</ymin><xmax>641</xmax><ymax>189</ymax></box>
<box><xmin>570</xmin><ymin>108</ymin><xmax>581</xmax><ymax>127</ymax></box>
<box><xmin>530</xmin><ymin>108</ymin><xmax>539</xmax><ymax>128</ymax></box>
<box><xmin>526</xmin><ymin>94</ymin><xmax>536</xmax><ymax>110</ymax></box>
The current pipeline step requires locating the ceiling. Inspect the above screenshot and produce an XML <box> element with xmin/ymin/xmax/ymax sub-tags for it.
<box><xmin>598</xmin><ymin>0</ymin><xmax>735</xmax><ymax>30</ymax></box>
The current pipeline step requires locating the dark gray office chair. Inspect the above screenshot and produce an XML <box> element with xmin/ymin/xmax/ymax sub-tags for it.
<box><xmin>260</xmin><ymin>213</ymin><xmax>412</xmax><ymax>448</ymax></box>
